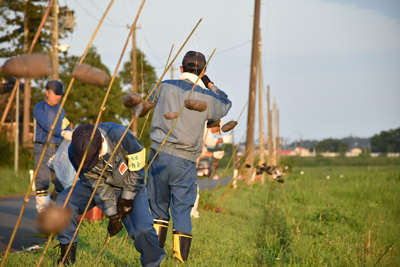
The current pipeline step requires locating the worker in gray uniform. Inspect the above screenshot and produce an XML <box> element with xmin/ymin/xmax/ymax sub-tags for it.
<box><xmin>147</xmin><ymin>51</ymin><xmax>232</xmax><ymax>262</ymax></box>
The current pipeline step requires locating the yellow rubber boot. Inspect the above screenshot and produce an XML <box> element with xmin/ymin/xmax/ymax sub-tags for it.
<box><xmin>153</xmin><ymin>218</ymin><xmax>169</xmax><ymax>248</ymax></box>
<box><xmin>173</xmin><ymin>230</ymin><xmax>192</xmax><ymax>263</ymax></box>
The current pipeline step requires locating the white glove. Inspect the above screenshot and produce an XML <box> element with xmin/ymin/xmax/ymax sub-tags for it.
<box><xmin>213</xmin><ymin>151</ymin><xmax>224</xmax><ymax>159</ymax></box>
<box><xmin>222</xmin><ymin>135</ymin><xmax>232</xmax><ymax>144</ymax></box>
<box><xmin>61</xmin><ymin>130</ymin><xmax>73</xmax><ymax>141</ymax></box>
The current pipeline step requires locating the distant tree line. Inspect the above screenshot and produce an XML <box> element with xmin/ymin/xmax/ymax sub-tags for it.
<box><xmin>293</xmin><ymin>127</ymin><xmax>400</xmax><ymax>155</ymax></box>
<box><xmin>371</xmin><ymin>127</ymin><xmax>400</xmax><ymax>153</ymax></box>
<box><xmin>315</xmin><ymin>138</ymin><xmax>349</xmax><ymax>156</ymax></box>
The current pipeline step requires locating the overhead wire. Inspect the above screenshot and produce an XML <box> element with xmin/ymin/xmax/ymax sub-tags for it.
<box><xmin>73</xmin><ymin>0</ymin><xmax>126</xmax><ymax>28</ymax></box>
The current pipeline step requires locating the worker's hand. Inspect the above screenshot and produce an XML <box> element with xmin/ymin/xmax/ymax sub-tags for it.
<box><xmin>61</xmin><ymin>130</ymin><xmax>73</xmax><ymax>141</ymax></box>
<box><xmin>201</xmin><ymin>75</ymin><xmax>213</xmax><ymax>89</ymax></box>
<box><xmin>107</xmin><ymin>214</ymin><xmax>122</xmax><ymax>237</ymax></box>
<box><xmin>117</xmin><ymin>198</ymin><xmax>133</xmax><ymax>218</ymax></box>
<box><xmin>213</xmin><ymin>151</ymin><xmax>224</xmax><ymax>159</ymax></box>
<box><xmin>222</xmin><ymin>135</ymin><xmax>232</xmax><ymax>144</ymax></box>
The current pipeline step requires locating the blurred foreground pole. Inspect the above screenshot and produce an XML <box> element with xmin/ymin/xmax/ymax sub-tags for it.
<box><xmin>245</xmin><ymin>0</ymin><xmax>261</xmax><ymax>168</ymax></box>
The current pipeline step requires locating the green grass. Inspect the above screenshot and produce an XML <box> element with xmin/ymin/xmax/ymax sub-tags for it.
<box><xmin>1</xmin><ymin>161</ymin><xmax>399</xmax><ymax>266</ymax></box>
<box><xmin>0</xmin><ymin>168</ymin><xmax>36</xmax><ymax>197</ymax></box>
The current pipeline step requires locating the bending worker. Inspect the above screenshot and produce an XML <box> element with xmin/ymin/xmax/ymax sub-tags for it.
<box><xmin>147</xmin><ymin>51</ymin><xmax>232</xmax><ymax>262</ymax></box>
<box><xmin>56</xmin><ymin>123</ymin><xmax>165</xmax><ymax>266</ymax></box>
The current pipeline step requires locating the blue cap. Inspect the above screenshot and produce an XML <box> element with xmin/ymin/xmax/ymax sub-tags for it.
<box><xmin>46</xmin><ymin>80</ymin><xmax>64</xmax><ymax>95</ymax></box>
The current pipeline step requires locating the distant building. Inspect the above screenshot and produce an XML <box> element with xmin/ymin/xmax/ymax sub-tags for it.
<box><xmin>290</xmin><ymin>147</ymin><xmax>313</xmax><ymax>157</ymax></box>
<box><xmin>345</xmin><ymin>148</ymin><xmax>362</xmax><ymax>157</ymax></box>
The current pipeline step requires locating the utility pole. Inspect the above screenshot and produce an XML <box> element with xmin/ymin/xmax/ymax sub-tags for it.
<box><xmin>51</xmin><ymin>0</ymin><xmax>59</xmax><ymax>80</ymax></box>
<box><xmin>15</xmin><ymin>80</ymin><xmax>20</xmax><ymax>173</ymax></box>
<box><xmin>245</xmin><ymin>0</ymin><xmax>261</xmax><ymax>166</ymax></box>
<box><xmin>257</xmin><ymin>38</ymin><xmax>265</xmax><ymax>183</ymax></box>
<box><xmin>131</xmin><ymin>27</ymin><xmax>138</xmax><ymax>135</ymax></box>
<box><xmin>273</xmin><ymin>97</ymin><xmax>277</xmax><ymax>166</ymax></box>
<box><xmin>267</xmin><ymin>85</ymin><xmax>272</xmax><ymax>165</ymax></box>
<box><xmin>277</xmin><ymin>109</ymin><xmax>280</xmax><ymax>165</ymax></box>
<box><xmin>22</xmin><ymin>0</ymin><xmax>31</xmax><ymax>147</ymax></box>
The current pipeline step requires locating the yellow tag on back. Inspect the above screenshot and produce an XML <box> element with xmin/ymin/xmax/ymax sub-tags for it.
<box><xmin>126</xmin><ymin>148</ymin><xmax>146</xmax><ymax>171</ymax></box>
<box><xmin>62</xmin><ymin>117</ymin><xmax>70</xmax><ymax>130</ymax></box>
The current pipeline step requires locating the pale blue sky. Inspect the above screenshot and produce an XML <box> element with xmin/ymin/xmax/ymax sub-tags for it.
<box><xmin>51</xmin><ymin>0</ymin><xmax>400</xmax><ymax>143</ymax></box>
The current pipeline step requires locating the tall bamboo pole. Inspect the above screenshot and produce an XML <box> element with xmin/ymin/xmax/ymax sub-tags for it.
<box><xmin>0</xmin><ymin>1</ymin><xmax>57</xmax><ymax>264</ymax></box>
<box><xmin>1</xmin><ymin>0</ymin><xmax>55</xmax><ymax>128</ymax></box>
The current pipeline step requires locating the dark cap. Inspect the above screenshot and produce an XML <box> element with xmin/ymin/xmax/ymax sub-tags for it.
<box><xmin>182</xmin><ymin>51</ymin><xmax>206</xmax><ymax>73</ymax></box>
<box><xmin>206</xmin><ymin>119</ymin><xmax>221</xmax><ymax>128</ymax></box>
<box><xmin>71</xmin><ymin>124</ymin><xmax>102</xmax><ymax>169</ymax></box>
<box><xmin>46</xmin><ymin>80</ymin><xmax>64</xmax><ymax>95</ymax></box>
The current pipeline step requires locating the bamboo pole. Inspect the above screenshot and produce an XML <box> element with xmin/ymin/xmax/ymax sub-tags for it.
<box><xmin>0</xmin><ymin>1</ymin><xmax>58</xmax><ymax>265</ymax></box>
<box><xmin>56</xmin><ymin>1</ymin><xmax>147</xmax><ymax>266</ymax></box>
<box><xmin>0</xmin><ymin>0</ymin><xmax>55</xmax><ymax>128</ymax></box>
<box><xmin>61</xmin><ymin>13</ymin><xmax>203</xmax><ymax>264</ymax></box>
<box><xmin>35</xmin><ymin>0</ymin><xmax>119</xmax><ymax>265</ymax></box>
<box><xmin>144</xmin><ymin>18</ymin><xmax>203</xmax><ymax>103</ymax></box>
<box><xmin>137</xmin><ymin>17</ymin><xmax>204</xmax><ymax>140</ymax></box>
<box><xmin>138</xmin><ymin>44</ymin><xmax>174</xmax><ymax>140</ymax></box>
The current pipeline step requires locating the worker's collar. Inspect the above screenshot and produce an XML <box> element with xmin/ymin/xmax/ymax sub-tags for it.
<box><xmin>99</xmin><ymin>133</ymin><xmax>108</xmax><ymax>157</ymax></box>
<box><xmin>179</xmin><ymin>72</ymin><xmax>206</xmax><ymax>89</ymax></box>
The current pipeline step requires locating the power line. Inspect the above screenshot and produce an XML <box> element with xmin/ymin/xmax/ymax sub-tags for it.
<box><xmin>72</xmin><ymin>0</ymin><xmax>126</xmax><ymax>28</ymax></box>
<box><xmin>89</xmin><ymin>0</ymin><xmax>126</xmax><ymax>27</ymax></box>
<box><xmin>215</xmin><ymin>40</ymin><xmax>252</xmax><ymax>55</ymax></box>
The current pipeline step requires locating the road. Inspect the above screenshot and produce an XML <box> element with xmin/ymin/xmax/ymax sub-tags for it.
<box><xmin>0</xmin><ymin>194</ymin><xmax>47</xmax><ymax>253</ymax></box>
<box><xmin>0</xmin><ymin>177</ymin><xmax>231</xmax><ymax>253</ymax></box>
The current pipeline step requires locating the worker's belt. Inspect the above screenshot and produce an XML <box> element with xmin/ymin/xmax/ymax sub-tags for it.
<box><xmin>35</xmin><ymin>142</ymin><xmax>60</xmax><ymax>148</ymax></box>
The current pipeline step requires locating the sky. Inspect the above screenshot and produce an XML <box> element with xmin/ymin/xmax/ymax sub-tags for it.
<box><xmin>36</xmin><ymin>0</ymin><xmax>400</xmax><ymax>144</ymax></box>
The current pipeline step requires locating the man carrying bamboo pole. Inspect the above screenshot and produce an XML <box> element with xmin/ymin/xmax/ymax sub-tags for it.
<box><xmin>55</xmin><ymin>123</ymin><xmax>165</xmax><ymax>266</ymax></box>
<box><xmin>33</xmin><ymin>80</ymin><xmax>73</xmax><ymax>213</ymax></box>
<box><xmin>147</xmin><ymin>51</ymin><xmax>232</xmax><ymax>262</ymax></box>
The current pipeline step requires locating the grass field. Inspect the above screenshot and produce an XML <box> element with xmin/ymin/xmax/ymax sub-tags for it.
<box><xmin>1</xmin><ymin>157</ymin><xmax>399</xmax><ymax>266</ymax></box>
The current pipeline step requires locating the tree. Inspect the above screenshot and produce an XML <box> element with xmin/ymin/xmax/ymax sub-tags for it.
<box><xmin>315</xmin><ymin>138</ymin><xmax>349</xmax><ymax>156</ymax></box>
<box><xmin>371</xmin><ymin>127</ymin><xmax>400</xmax><ymax>153</ymax></box>
<box><xmin>118</xmin><ymin>48</ymin><xmax>158</xmax><ymax>148</ymax></box>
<box><xmin>0</xmin><ymin>0</ymin><xmax>72</xmax><ymax>67</ymax></box>
<box><xmin>0</xmin><ymin>0</ymin><xmax>73</xmax><ymax>146</ymax></box>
